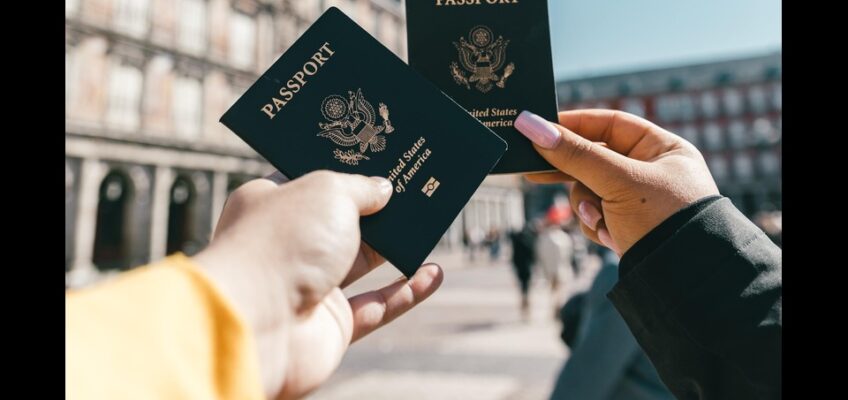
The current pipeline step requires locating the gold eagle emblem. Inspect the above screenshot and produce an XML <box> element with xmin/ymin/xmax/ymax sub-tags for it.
<box><xmin>450</xmin><ymin>25</ymin><xmax>515</xmax><ymax>93</ymax></box>
<box><xmin>317</xmin><ymin>89</ymin><xmax>395</xmax><ymax>166</ymax></box>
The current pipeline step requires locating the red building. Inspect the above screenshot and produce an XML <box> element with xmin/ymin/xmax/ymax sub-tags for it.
<box><xmin>555</xmin><ymin>52</ymin><xmax>781</xmax><ymax>217</ymax></box>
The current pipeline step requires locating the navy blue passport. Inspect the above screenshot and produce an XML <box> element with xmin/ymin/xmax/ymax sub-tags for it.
<box><xmin>405</xmin><ymin>0</ymin><xmax>558</xmax><ymax>174</ymax></box>
<box><xmin>220</xmin><ymin>7</ymin><xmax>507</xmax><ymax>277</ymax></box>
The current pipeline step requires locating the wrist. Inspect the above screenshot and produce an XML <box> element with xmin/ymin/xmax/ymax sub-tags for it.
<box><xmin>192</xmin><ymin>245</ymin><xmax>293</xmax><ymax>397</ymax></box>
<box><xmin>619</xmin><ymin>195</ymin><xmax>724</xmax><ymax>277</ymax></box>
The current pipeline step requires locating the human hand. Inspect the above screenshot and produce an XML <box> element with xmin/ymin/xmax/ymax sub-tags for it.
<box><xmin>194</xmin><ymin>170</ymin><xmax>444</xmax><ymax>399</ymax></box>
<box><xmin>515</xmin><ymin>110</ymin><xmax>719</xmax><ymax>255</ymax></box>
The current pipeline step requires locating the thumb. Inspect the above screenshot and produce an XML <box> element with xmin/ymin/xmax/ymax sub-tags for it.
<box><xmin>515</xmin><ymin>111</ymin><xmax>633</xmax><ymax>197</ymax></box>
<box><xmin>337</xmin><ymin>174</ymin><xmax>394</xmax><ymax>216</ymax></box>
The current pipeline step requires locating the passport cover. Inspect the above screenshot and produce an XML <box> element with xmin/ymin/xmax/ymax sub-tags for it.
<box><xmin>220</xmin><ymin>7</ymin><xmax>507</xmax><ymax>277</ymax></box>
<box><xmin>405</xmin><ymin>0</ymin><xmax>558</xmax><ymax>174</ymax></box>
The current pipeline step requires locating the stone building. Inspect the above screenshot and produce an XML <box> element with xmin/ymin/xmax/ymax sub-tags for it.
<box><xmin>65</xmin><ymin>0</ymin><xmax>524</xmax><ymax>287</ymax></box>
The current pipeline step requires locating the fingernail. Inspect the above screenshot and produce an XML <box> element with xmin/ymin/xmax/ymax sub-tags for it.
<box><xmin>410</xmin><ymin>264</ymin><xmax>443</xmax><ymax>291</ymax></box>
<box><xmin>419</xmin><ymin>263</ymin><xmax>442</xmax><ymax>280</ymax></box>
<box><xmin>578</xmin><ymin>201</ymin><xmax>603</xmax><ymax>231</ymax></box>
<box><xmin>371</xmin><ymin>176</ymin><xmax>393</xmax><ymax>195</ymax></box>
<box><xmin>515</xmin><ymin>110</ymin><xmax>562</xmax><ymax>149</ymax></box>
<box><xmin>598</xmin><ymin>228</ymin><xmax>620</xmax><ymax>254</ymax></box>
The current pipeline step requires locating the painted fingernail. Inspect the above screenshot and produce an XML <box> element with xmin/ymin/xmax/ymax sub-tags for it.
<box><xmin>578</xmin><ymin>201</ymin><xmax>603</xmax><ymax>231</ymax></box>
<box><xmin>371</xmin><ymin>176</ymin><xmax>393</xmax><ymax>195</ymax></box>
<box><xmin>598</xmin><ymin>228</ymin><xmax>620</xmax><ymax>254</ymax></box>
<box><xmin>514</xmin><ymin>110</ymin><xmax>562</xmax><ymax>149</ymax></box>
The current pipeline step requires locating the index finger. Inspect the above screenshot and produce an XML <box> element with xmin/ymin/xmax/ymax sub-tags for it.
<box><xmin>557</xmin><ymin>110</ymin><xmax>676</xmax><ymax>157</ymax></box>
<box><xmin>348</xmin><ymin>264</ymin><xmax>444</xmax><ymax>343</ymax></box>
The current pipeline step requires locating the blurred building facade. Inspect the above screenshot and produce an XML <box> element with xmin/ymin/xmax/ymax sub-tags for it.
<box><xmin>65</xmin><ymin>0</ymin><xmax>524</xmax><ymax>287</ymax></box>
<box><xmin>525</xmin><ymin>52</ymin><xmax>782</xmax><ymax>220</ymax></box>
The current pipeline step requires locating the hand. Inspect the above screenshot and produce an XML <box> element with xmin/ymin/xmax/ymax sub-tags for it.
<box><xmin>515</xmin><ymin>110</ymin><xmax>719</xmax><ymax>255</ymax></box>
<box><xmin>193</xmin><ymin>170</ymin><xmax>444</xmax><ymax>399</ymax></box>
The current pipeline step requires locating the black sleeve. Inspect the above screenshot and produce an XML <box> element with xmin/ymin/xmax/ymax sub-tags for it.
<box><xmin>608</xmin><ymin>196</ymin><xmax>781</xmax><ymax>400</ymax></box>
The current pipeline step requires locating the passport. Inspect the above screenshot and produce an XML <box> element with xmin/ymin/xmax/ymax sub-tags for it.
<box><xmin>220</xmin><ymin>7</ymin><xmax>507</xmax><ymax>277</ymax></box>
<box><xmin>405</xmin><ymin>0</ymin><xmax>558</xmax><ymax>174</ymax></box>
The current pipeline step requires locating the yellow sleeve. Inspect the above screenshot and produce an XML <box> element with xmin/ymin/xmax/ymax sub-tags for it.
<box><xmin>66</xmin><ymin>254</ymin><xmax>265</xmax><ymax>400</ymax></box>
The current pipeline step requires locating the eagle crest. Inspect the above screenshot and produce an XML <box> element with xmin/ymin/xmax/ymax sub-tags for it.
<box><xmin>317</xmin><ymin>89</ymin><xmax>395</xmax><ymax>165</ymax></box>
<box><xmin>451</xmin><ymin>25</ymin><xmax>515</xmax><ymax>93</ymax></box>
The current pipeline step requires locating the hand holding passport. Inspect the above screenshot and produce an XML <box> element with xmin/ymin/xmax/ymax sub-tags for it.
<box><xmin>406</xmin><ymin>0</ymin><xmax>559</xmax><ymax>174</ymax></box>
<box><xmin>221</xmin><ymin>5</ymin><xmax>558</xmax><ymax>277</ymax></box>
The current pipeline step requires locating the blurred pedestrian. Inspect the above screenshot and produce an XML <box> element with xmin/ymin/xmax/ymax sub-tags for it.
<box><xmin>509</xmin><ymin>224</ymin><xmax>536</xmax><ymax>321</ymax></box>
<box><xmin>485</xmin><ymin>227</ymin><xmax>502</xmax><ymax>262</ymax></box>
<box><xmin>535</xmin><ymin>214</ymin><xmax>573</xmax><ymax>316</ymax></box>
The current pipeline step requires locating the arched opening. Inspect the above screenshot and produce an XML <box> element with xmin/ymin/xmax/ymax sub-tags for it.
<box><xmin>92</xmin><ymin>170</ymin><xmax>134</xmax><ymax>271</ymax></box>
<box><xmin>167</xmin><ymin>176</ymin><xmax>198</xmax><ymax>256</ymax></box>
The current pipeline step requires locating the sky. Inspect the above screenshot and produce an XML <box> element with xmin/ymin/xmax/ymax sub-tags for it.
<box><xmin>548</xmin><ymin>0</ymin><xmax>781</xmax><ymax>81</ymax></box>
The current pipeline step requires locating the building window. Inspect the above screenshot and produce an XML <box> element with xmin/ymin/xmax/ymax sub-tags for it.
<box><xmin>178</xmin><ymin>0</ymin><xmax>206</xmax><ymax>54</ymax></box>
<box><xmin>655</xmin><ymin>95</ymin><xmax>681</xmax><ymax>122</ymax></box>
<box><xmin>747</xmin><ymin>85</ymin><xmax>768</xmax><ymax>114</ymax></box>
<box><xmin>621</xmin><ymin>98</ymin><xmax>645</xmax><ymax>117</ymax></box>
<box><xmin>379</xmin><ymin>11</ymin><xmax>398</xmax><ymax>54</ymax></box>
<box><xmin>367</xmin><ymin>7</ymin><xmax>380</xmax><ymax>37</ymax></box>
<box><xmin>577</xmin><ymin>83</ymin><xmax>594</xmax><ymax>101</ymax></box>
<box><xmin>68</xmin><ymin>37</ymin><xmax>109</xmax><ymax>122</ymax></box>
<box><xmin>657</xmin><ymin>94</ymin><xmax>695</xmax><ymax>121</ymax></box>
<box><xmin>363</xmin><ymin>4</ymin><xmax>378</xmax><ymax>35</ymax></box>
<box><xmin>66</xmin><ymin>51</ymin><xmax>76</xmax><ymax>107</ymax></box>
<box><xmin>66</xmin><ymin>0</ymin><xmax>79</xmax><ymax>16</ymax></box>
<box><xmin>141</xmin><ymin>55</ymin><xmax>174</xmax><ymax>132</ymax></box>
<box><xmin>173</xmin><ymin>75</ymin><xmax>203</xmax><ymax>139</ymax></box>
<box><xmin>556</xmin><ymin>85</ymin><xmax>572</xmax><ymax>105</ymax></box>
<box><xmin>699</xmin><ymin>91</ymin><xmax>720</xmax><ymax>119</ymax></box>
<box><xmin>679</xmin><ymin>94</ymin><xmax>696</xmax><ymax>121</ymax></box>
<box><xmin>114</xmin><ymin>0</ymin><xmax>150</xmax><ymax>37</ymax></box>
<box><xmin>295</xmin><ymin>0</ymin><xmax>320</xmax><ymax>17</ymax></box>
<box><xmin>708</xmin><ymin>156</ymin><xmax>728</xmax><ymax>182</ymax></box>
<box><xmin>722</xmin><ymin>89</ymin><xmax>744</xmax><ymax>117</ymax></box>
<box><xmin>728</xmin><ymin>120</ymin><xmax>747</xmax><ymax>149</ymax></box>
<box><xmin>703</xmin><ymin>123</ymin><xmax>723</xmax><ymax>151</ymax></box>
<box><xmin>752</xmin><ymin>117</ymin><xmax>779</xmax><ymax>145</ymax></box>
<box><xmin>229</xmin><ymin>13</ymin><xmax>256</xmax><ymax>69</ymax></box>
<box><xmin>338</xmin><ymin>0</ymin><xmax>359</xmax><ymax>20</ymax></box>
<box><xmin>770</xmin><ymin>83</ymin><xmax>782</xmax><ymax>111</ymax></box>
<box><xmin>679</xmin><ymin>124</ymin><xmax>699</xmax><ymax>147</ymax></box>
<box><xmin>753</xmin><ymin>118</ymin><xmax>780</xmax><ymax>144</ymax></box>
<box><xmin>733</xmin><ymin>153</ymin><xmax>754</xmax><ymax>181</ymax></box>
<box><xmin>202</xmin><ymin>71</ymin><xmax>232</xmax><ymax>140</ymax></box>
<box><xmin>106</xmin><ymin>61</ymin><xmax>143</xmax><ymax>131</ymax></box>
<box><xmin>758</xmin><ymin>151</ymin><xmax>780</xmax><ymax>177</ymax></box>
<box><xmin>279</xmin><ymin>14</ymin><xmax>298</xmax><ymax>52</ymax></box>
